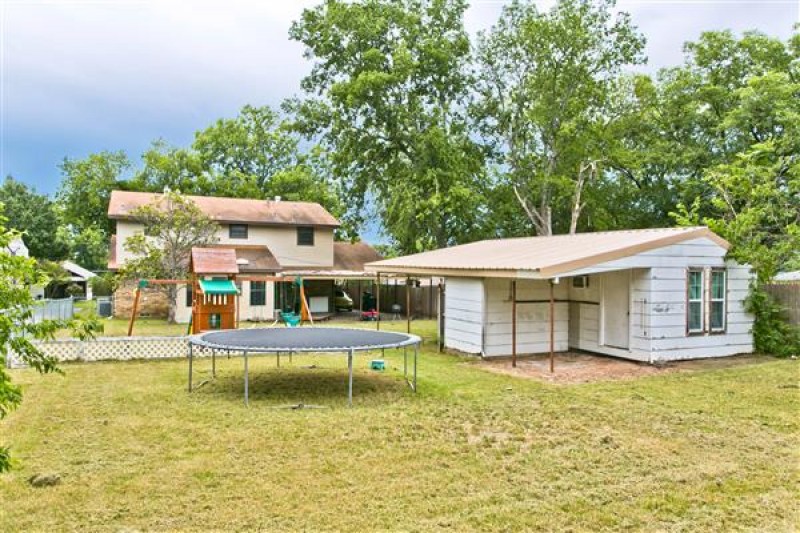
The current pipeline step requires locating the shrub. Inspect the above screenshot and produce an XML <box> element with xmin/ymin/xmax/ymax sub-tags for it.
<box><xmin>744</xmin><ymin>283</ymin><xmax>800</xmax><ymax>357</ymax></box>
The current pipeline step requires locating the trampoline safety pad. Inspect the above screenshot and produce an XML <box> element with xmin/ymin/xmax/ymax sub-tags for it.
<box><xmin>187</xmin><ymin>327</ymin><xmax>422</xmax><ymax>406</ymax></box>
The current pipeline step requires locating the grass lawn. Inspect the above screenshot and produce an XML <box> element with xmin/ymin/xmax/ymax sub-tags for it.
<box><xmin>2</xmin><ymin>320</ymin><xmax>798</xmax><ymax>531</ymax></box>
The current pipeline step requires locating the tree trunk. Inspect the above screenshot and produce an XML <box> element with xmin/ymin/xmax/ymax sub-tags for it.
<box><xmin>166</xmin><ymin>285</ymin><xmax>178</xmax><ymax>324</ymax></box>
<box><xmin>569</xmin><ymin>161</ymin><xmax>596</xmax><ymax>234</ymax></box>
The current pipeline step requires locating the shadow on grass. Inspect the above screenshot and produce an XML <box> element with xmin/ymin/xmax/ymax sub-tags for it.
<box><xmin>195</xmin><ymin>366</ymin><xmax>408</xmax><ymax>405</ymax></box>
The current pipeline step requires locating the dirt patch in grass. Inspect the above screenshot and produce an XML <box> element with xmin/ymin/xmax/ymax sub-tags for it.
<box><xmin>476</xmin><ymin>352</ymin><xmax>777</xmax><ymax>384</ymax></box>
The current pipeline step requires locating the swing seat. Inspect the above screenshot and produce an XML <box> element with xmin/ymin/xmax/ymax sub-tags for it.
<box><xmin>280</xmin><ymin>311</ymin><xmax>302</xmax><ymax>327</ymax></box>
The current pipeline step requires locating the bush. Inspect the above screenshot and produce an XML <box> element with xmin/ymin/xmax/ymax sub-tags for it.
<box><xmin>744</xmin><ymin>283</ymin><xmax>800</xmax><ymax>357</ymax></box>
<box><xmin>90</xmin><ymin>273</ymin><xmax>116</xmax><ymax>297</ymax></box>
<box><xmin>65</xmin><ymin>283</ymin><xmax>84</xmax><ymax>298</ymax></box>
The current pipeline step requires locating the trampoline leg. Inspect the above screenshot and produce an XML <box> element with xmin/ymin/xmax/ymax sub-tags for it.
<box><xmin>188</xmin><ymin>344</ymin><xmax>193</xmax><ymax>392</ymax></box>
<box><xmin>348</xmin><ymin>349</ymin><xmax>354</xmax><ymax>407</ymax></box>
<box><xmin>403</xmin><ymin>346</ymin><xmax>407</xmax><ymax>378</ymax></box>
<box><xmin>244</xmin><ymin>350</ymin><xmax>249</xmax><ymax>407</ymax></box>
<box><xmin>277</xmin><ymin>351</ymin><xmax>280</xmax><ymax>368</ymax></box>
<box><xmin>289</xmin><ymin>350</ymin><xmax>293</xmax><ymax>364</ymax></box>
<box><xmin>212</xmin><ymin>349</ymin><xmax>216</xmax><ymax>379</ymax></box>
<box><xmin>413</xmin><ymin>343</ymin><xmax>418</xmax><ymax>392</ymax></box>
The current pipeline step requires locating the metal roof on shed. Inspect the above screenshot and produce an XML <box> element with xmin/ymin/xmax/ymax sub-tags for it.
<box><xmin>366</xmin><ymin>227</ymin><xmax>729</xmax><ymax>279</ymax></box>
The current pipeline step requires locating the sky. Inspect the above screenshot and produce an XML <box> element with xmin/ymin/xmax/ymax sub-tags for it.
<box><xmin>1</xmin><ymin>0</ymin><xmax>798</xmax><ymax>197</ymax></box>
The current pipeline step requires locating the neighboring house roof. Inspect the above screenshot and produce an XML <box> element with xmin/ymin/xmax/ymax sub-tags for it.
<box><xmin>191</xmin><ymin>248</ymin><xmax>239</xmax><ymax>275</ymax></box>
<box><xmin>774</xmin><ymin>270</ymin><xmax>800</xmax><ymax>282</ymax></box>
<box><xmin>108</xmin><ymin>191</ymin><xmax>340</xmax><ymax>228</ymax></box>
<box><xmin>61</xmin><ymin>261</ymin><xmax>97</xmax><ymax>281</ymax></box>
<box><xmin>6</xmin><ymin>238</ymin><xmax>28</xmax><ymax>257</ymax></box>
<box><xmin>366</xmin><ymin>227</ymin><xmax>729</xmax><ymax>279</ymax></box>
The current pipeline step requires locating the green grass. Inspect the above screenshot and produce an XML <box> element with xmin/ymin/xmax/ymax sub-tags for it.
<box><xmin>2</xmin><ymin>320</ymin><xmax>798</xmax><ymax>531</ymax></box>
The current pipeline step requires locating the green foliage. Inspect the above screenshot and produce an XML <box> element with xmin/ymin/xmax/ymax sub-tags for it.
<box><xmin>0</xmin><ymin>208</ymin><xmax>97</xmax><ymax>472</ymax></box>
<box><xmin>0</xmin><ymin>177</ymin><xmax>69</xmax><ymax>260</ymax></box>
<box><xmin>290</xmin><ymin>0</ymin><xmax>488</xmax><ymax>252</ymax></box>
<box><xmin>90</xmin><ymin>273</ymin><xmax>116</xmax><ymax>297</ymax></box>
<box><xmin>120</xmin><ymin>192</ymin><xmax>218</xmax><ymax>323</ymax></box>
<box><xmin>65</xmin><ymin>283</ymin><xmax>84</xmax><ymax>298</ymax></box>
<box><xmin>57</xmin><ymin>151</ymin><xmax>132</xmax><ymax>235</ymax></box>
<box><xmin>474</xmin><ymin>0</ymin><xmax>646</xmax><ymax>235</ymax></box>
<box><xmin>744</xmin><ymin>284</ymin><xmax>800</xmax><ymax>357</ymax></box>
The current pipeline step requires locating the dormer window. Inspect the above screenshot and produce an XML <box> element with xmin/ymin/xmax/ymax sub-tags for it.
<box><xmin>229</xmin><ymin>224</ymin><xmax>248</xmax><ymax>239</ymax></box>
<box><xmin>297</xmin><ymin>226</ymin><xmax>314</xmax><ymax>246</ymax></box>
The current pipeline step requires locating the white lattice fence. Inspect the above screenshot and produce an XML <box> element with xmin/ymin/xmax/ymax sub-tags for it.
<box><xmin>7</xmin><ymin>336</ymin><xmax>190</xmax><ymax>368</ymax></box>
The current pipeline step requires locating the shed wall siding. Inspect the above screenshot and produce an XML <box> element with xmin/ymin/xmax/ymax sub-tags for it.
<box><xmin>482</xmin><ymin>279</ymin><xmax>569</xmax><ymax>357</ymax></box>
<box><xmin>444</xmin><ymin>278</ymin><xmax>484</xmax><ymax>354</ymax></box>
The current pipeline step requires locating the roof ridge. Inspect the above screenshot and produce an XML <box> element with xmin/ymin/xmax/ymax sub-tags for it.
<box><xmin>459</xmin><ymin>226</ymin><xmax>707</xmax><ymax>247</ymax></box>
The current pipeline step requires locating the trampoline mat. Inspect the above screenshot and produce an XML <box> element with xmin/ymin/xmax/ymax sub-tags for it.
<box><xmin>191</xmin><ymin>327</ymin><xmax>419</xmax><ymax>352</ymax></box>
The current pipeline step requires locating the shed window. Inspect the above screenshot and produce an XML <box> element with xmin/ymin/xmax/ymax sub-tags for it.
<box><xmin>687</xmin><ymin>269</ymin><xmax>704</xmax><ymax>333</ymax></box>
<box><xmin>250</xmin><ymin>281</ymin><xmax>266</xmax><ymax>306</ymax></box>
<box><xmin>229</xmin><ymin>224</ymin><xmax>248</xmax><ymax>239</ymax></box>
<box><xmin>297</xmin><ymin>226</ymin><xmax>315</xmax><ymax>246</ymax></box>
<box><xmin>710</xmin><ymin>270</ymin><xmax>726</xmax><ymax>331</ymax></box>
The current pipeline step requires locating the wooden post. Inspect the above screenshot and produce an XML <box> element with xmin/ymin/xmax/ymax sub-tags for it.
<box><xmin>549</xmin><ymin>280</ymin><xmax>555</xmax><ymax>373</ymax></box>
<box><xmin>376</xmin><ymin>272</ymin><xmax>381</xmax><ymax>330</ymax></box>
<box><xmin>511</xmin><ymin>280</ymin><xmax>517</xmax><ymax>368</ymax></box>
<box><xmin>406</xmin><ymin>277</ymin><xmax>411</xmax><ymax>334</ymax></box>
<box><xmin>236</xmin><ymin>279</ymin><xmax>241</xmax><ymax>329</ymax></box>
<box><xmin>437</xmin><ymin>280</ymin><xmax>444</xmax><ymax>352</ymax></box>
<box><xmin>127</xmin><ymin>285</ymin><xmax>142</xmax><ymax>337</ymax></box>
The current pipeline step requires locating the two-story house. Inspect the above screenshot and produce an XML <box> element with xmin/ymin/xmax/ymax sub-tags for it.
<box><xmin>107</xmin><ymin>190</ymin><xmax>380</xmax><ymax>323</ymax></box>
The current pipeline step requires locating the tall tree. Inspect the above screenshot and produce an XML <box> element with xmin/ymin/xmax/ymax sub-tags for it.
<box><xmin>290</xmin><ymin>0</ymin><xmax>488</xmax><ymax>252</ymax></box>
<box><xmin>0</xmin><ymin>177</ymin><xmax>69</xmax><ymax>260</ymax></box>
<box><xmin>474</xmin><ymin>0</ymin><xmax>645</xmax><ymax>235</ymax></box>
<box><xmin>120</xmin><ymin>192</ymin><xmax>219</xmax><ymax>323</ymax></box>
<box><xmin>57</xmin><ymin>151</ymin><xmax>132</xmax><ymax>235</ymax></box>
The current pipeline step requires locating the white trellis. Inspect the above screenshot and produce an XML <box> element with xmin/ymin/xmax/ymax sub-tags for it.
<box><xmin>6</xmin><ymin>336</ymin><xmax>190</xmax><ymax>368</ymax></box>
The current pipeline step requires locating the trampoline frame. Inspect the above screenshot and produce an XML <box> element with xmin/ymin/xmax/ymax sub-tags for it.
<box><xmin>187</xmin><ymin>327</ymin><xmax>422</xmax><ymax>406</ymax></box>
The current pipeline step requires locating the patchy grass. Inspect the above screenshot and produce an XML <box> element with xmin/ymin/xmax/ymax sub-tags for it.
<box><xmin>2</xmin><ymin>321</ymin><xmax>798</xmax><ymax>531</ymax></box>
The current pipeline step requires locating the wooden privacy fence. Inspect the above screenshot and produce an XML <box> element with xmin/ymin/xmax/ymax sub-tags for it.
<box><xmin>345</xmin><ymin>280</ymin><xmax>439</xmax><ymax>318</ymax></box>
<box><xmin>763</xmin><ymin>283</ymin><xmax>800</xmax><ymax>325</ymax></box>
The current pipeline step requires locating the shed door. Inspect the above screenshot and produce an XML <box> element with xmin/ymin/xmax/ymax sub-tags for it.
<box><xmin>603</xmin><ymin>270</ymin><xmax>630</xmax><ymax>349</ymax></box>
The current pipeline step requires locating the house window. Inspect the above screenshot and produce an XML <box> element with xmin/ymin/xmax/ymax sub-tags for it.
<box><xmin>250</xmin><ymin>281</ymin><xmax>266</xmax><ymax>306</ymax></box>
<box><xmin>687</xmin><ymin>269</ymin><xmax>704</xmax><ymax>333</ymax></box>
<box><xmin>572</xmin><ymin>275</ymin><xmax>589</xmax><ymax>289</ymax></box>
<box><xmin>185</xmin><ymin>284</ymin><xmax>193</xmax><ymax>307</ymax></box>
<box><xmin>710</xmin><ymin>269</ymin><xmax>726</xmax><ymax>332</ymax></box>
<box><xmin>229</xmin><ymin>224</ymin><xmax>248</xmax><ymax>239</ymax></box>
<box><xmin>297</xmin><ymin>226</ymin><xmax>314</xmax><ymax>246</ymax></box>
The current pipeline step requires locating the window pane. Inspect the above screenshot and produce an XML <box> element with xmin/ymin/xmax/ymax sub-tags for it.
<box><xmin>297</xmin><ymin>226</ymin><xmax>314</xmax><ymax>246</ymax></box>
<box><xmin>229</xmin><ymin>224</ymin><xmax>248</xmax><ymax>239</ymax></box>
<box><xmin>688</xmin><ymin>271</ymin><xmax>702</xmax><ymax>300</ymax></box>
<box><xmin>711</xmin><ymin>301</ymin><xmax>724</xmax><ymax>330</ymax></box>
<box><xmin>689</xmin><ymin>301</ymin><xmax>702</xmax><ymax>331</ymax></box>
<box><xmin>250</xmin><ymin>281</ymin><xmax>266</xmax><ymax>306</ymax></box>
<box><xmin>711</xmin><ymin>271</ymin><xmax>725</xmax><ymax>300</ymax></box>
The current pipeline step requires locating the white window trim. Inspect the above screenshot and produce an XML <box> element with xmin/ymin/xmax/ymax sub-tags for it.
<box><xmin>687</xmin><ymin>268</ymin><xmax>704</xmax><ymax>334</ymax></box>
<box><xmin>710</xmin><ymin>269</ymin><xmax>727</xmax><ymax>333</ymax></box>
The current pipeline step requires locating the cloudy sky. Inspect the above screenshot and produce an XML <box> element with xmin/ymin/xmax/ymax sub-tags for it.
<box><xmin>1</xmin><ymin>0</ymin><xmax>798</xmax><ymax>195</ymax></box>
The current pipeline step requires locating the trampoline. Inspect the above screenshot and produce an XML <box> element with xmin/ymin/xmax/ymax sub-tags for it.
<box><xmin>188</xmin><ymin>327</ymin><xmax>422</xmax><ymax>406</ymax></box>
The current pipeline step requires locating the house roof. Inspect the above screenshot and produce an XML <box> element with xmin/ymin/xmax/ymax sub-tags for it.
<box><xmin>191</xmin><ymin>248</ymin><xmax>239</xmax><ymax>275</ymax></box>
<box><xmin>366</xmin><ymin>227</ymin><xmax>729</xmax><ymax>279</ymax></box>
<box><xmin>108</xmin><ymin>191</ymin><xmax>340</xmax><ymax>228</ymax></box>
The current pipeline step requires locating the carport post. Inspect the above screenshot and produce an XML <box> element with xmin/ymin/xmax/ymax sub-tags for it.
<box><xmin>244</xmin><ymin>350</ymin><xmax>249</xmax><ymax>406</ymax></box>
<box><xmin>347</xmin><ymin>349</ymin><xmax>354</xmax><ymax>407</ymax></box>
<box><xmin>406</xmin><ymin>277</ymin><xmax>411</xmax><ymax>334</ymax></box>
<box><xmin>511</xmin><ymin>280</ymin><xmax>517</xmax><ymax>368</ymax></box>
<box><xmin>549</xmin><ymin>280</ymin><xmax>555</xmax><ymax>374</ymax></box>
<box><xmin>376</xmin><ymin>273</ymin><xmax>381</xmax><ymax>330</ymax></box>
<box><xmin>413</xmin><ymin>342</ymin><xmax>418</xmax><ymax>392</ymax></box>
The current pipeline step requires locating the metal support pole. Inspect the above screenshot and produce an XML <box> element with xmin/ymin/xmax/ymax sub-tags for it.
<box><xmin>413</xmin><ymin>342</ymin><xmax>418</xmax><ymax>392</ymax></box>
<box><xmin>403</xmin><ymin>346</ymin><xmax>407</xmax><ymax>377</ymax></box>
<box><xmin>188</xmin><ymin>343</ymin><xmax>193</xmax><ymax>392</ymax></box>
<box><xmin>511</xmin><ymin>280</ymin><xmax>517</xmax><ymax>368</ymax></box>
<box><xmin>549</xmin><ymin>280</ymin><xmax>555</xmax><ymax>374</ymax></box>
<box><xmin>347</xmin><ymin>349</ymin><xmax>354</xmax><ymax>407</ymax></box>
<box><xmin>277</xmin><ymin>351</ymin><xmax>280</xmax><ymax>368</ymax></box>
<box><xmin>244</xmin><ymin>350</ymin><xmax>249</xmax><ymax>406</ymax></box>
<box><xmin>406</xmin><ymin>277</ymin><xmax>411</xmax><ymax>334</ymax></box>
<box><xmin>376</xmin><ymin>273</ymin><xmax>381</xmax><ymax>330</ymax></box>
<box><xmin>212</xmin><ymin>348</ymin><xmax>216</xmax><ymax>378</ymax></box>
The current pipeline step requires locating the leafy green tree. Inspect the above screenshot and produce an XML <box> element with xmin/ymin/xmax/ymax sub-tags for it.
<box><xmin>63</xmin><ymin>227</ymin><xmax>109</xmax><ymax>272</ymax></box>
<box><xmin>0</xmin><ymin>210</ymin><xmax>97</xmax><ymax>472</ymax></box>
<box><xmin>290</xmin><ymin>0</ymin><xmax>488</xmax><ymax>252</ymax></box>
<box><xmin>57</xmin><ymin>151</ymin><xmax>132</xmax><ymax>235</ymax></box>
<box><xmin>0</xmin><ymin>177</ymin><xmax>69</xmax><ymax>260</ymax></box>
<box><xmin>128</xmin><ymin>140</ymin><xmax>210</xmax><ymax>195</ymax></box>
<box><xmin>474</xmin><ymin>0</ymin><xmax>645</xmax><ymax>235</ymax></box>
<box><xmin>120</xmin><ymin>192</ymin><xmax>219</xmax><ymax>323</ymax></box>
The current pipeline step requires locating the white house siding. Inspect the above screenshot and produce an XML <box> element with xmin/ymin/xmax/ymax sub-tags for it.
<box><xmin>444</xmin><ymin>278</ymin><xmax>484</xmax><ymax>354</ymax></box>
<box><xmin>174</xmin><ymin>281</ymin><xmax>276</xmax><ymax>324</ymax></box>
<box><xmin>482</xmin><ymin>278</ymin><xmax>569</xmax><ymax>357</ymax></box>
